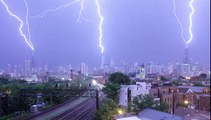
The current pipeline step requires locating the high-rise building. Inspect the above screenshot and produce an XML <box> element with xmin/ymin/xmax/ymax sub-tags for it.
<box><xmin>137</xmin><ymin>64</ymin><xmax>146</xmax><ymax>79</ymax></box>
<box><xmin>181</xmin><ymin>45</ymin><xmax>191</xmax><ymax>77</ymax></box>
<box><xmin>168</xmin><ymin>64</ymin><xmax>174</xmax><ymax>75</ymax></box>
<box><xmin>173</xmin><ymin>63</ymin><xmax>181</xmax><ymax>76</ymax></box>
<box><xmin>150</xmin><ymin>64</ymin><xmax>161</xmax><ymax>74</ymax></box>
<box><xmin>24</xmin><ymin>60</ymin><xmax>31</xmax><ymax>77</ymax></box>
<box><xmin>31</xmin><ymin>51</ymin><xmax>35</xmax><ymax>73</ymax></box>
<box><xmin>181</xmin><ymin>64</ymin><xmax>190</xmax><ymax>77</ymax></box>
<box><xmin>5</xmin><ymin>64</ymin><xmax>11</xmax><ymax>74</ymax></box>
<box><xmin>110</xmin><ymin>59</ymin><xmax>115</xmax><ymax>67</ymax></box>
<box><xmin>183</xmin><ymin>45</ymin><xmax>190</xmax><ymax>64</ymax></box>
<box><xmin>191</xmin><ymin>63</ymin><xmax>199</xmax><ymax>76</ymax></box>
<box><xmin>101</xmin><ymin>55</ymin><xmax>105</xmax><ymax>69</ymax></box>
<box><xmin>79</xmin><ymin>63</ymin><xmax>87</xmax><ymax>75</ymax></box>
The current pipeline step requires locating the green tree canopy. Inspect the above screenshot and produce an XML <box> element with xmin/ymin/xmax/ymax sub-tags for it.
<box><xmin>0</xmin><ymin>77</ymin><xmax>9</xmax><ymax>85</ymax></box>
<box><xmin>132</xmin><ymin>95</ymin><xmax>168</xmax><ymax>114</ymax></box>
<box><xmin>193</xmin><ymin>81</ymin><xmax>204</xmax><ymax>87</ymax></box>
<box><xmin>160</xmin><ymin>76</ymin><xmax>168</xmax><ymax>82</ymax></box>
<box><xmin>103</xmin><ymin>72</ymin><xmax>131</xmax><ymax>101</ymax></box>
<box><xmin>155</xmin><ymin>102</ymin><xmax>169</xmax><ymax>112</ymax></box>
<box><xmin>108</xmin><ymin>72</ymin><xmax>131</xmax><ymax>85</ymax></box>
<box><xmin>171</xmin><ymin>80</ymin><xmax>182</xmax><ymax>86</ymax></box>
<box><xmin>132</xmin><ymin>95</ymin><xmax>154</xmax><ymax>113</ymax></box>
<box><xmin>94</xmin><ymin>99</ymin><xmax>119</xmax><ymax>120</ymax></box>
<box><xmin>102</xmin><ymin>83</ymin><xmax>120</xmax><ymax>101</ymax></box>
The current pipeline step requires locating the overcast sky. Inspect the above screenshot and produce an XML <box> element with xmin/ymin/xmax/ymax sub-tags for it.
<box><xmin>0</xmin><ymin>0</ymin><xmax>210</xmax><ymax>68</ymax></box>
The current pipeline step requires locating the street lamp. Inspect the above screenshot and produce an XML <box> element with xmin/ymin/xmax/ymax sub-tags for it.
<box><xmin>92</xmin><ymin>80</ymin><xmax>97</xmax><ymax>86</ymax></box>
<box><xmin>184</xmin><ymin>100</ymin><xmax>189</xmax><ymax>105</ymax></box>
<box><xmin>184</xmin><ymin>100</ymin><xmax>189</xmax><ymax>108</ymax></box>
<box><xmin>118</xmin><ymin>109</ymin><xmax>123</xmax><ymax>115</ymax></box>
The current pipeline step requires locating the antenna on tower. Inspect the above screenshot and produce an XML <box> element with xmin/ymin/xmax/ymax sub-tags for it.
<box><xmin>101</xmin><ymin>55</ymin><xmax>105</xmax><ymax>69</ymax></box>
<box><xmin>183</xmin><ymin>44</ymin><xmax>190</xmax><ymax>64</ymax></box>
<box><xmin>31</xmin><ymin>50</ymin><xmax>35</xmax><ymax>73</ymax></box>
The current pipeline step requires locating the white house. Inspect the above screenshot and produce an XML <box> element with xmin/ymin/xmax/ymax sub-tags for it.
<box><xmin>119</xmin><ymin>82</ymin><xmax>151</xmax><ymax>107</ymax></box>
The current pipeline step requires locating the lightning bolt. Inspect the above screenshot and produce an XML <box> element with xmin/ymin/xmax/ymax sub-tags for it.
<box><xmin>24</xmin><ymin>0</ymin><xmax>34</xmax><ymax>50</ymax></box>
<box><xmin>76</xmin><ymin>0</ymin><xmax>85</xmax><ymax>23</ymax></box>
<box><xmin>173</xmin><ymin>0</ymin><xmax>194</xmax><ymax>46</ymax></box>
<box><xmin>173</xmin><ymin>0</ymin><xmax>186</xmax><ymax>44</ymax></box>
<box><xmin>34</xmin><ymin>0</ymin><xmax>104</xmax><ymax>54</ymax></box>
<box><xmin>1</xmin><ymin>0</ymin><xmax>34</xmax><ymax>51</ymax></box>
<box><xmin>33</xmin><ymin>0</ymin><xmax>81</xmax><ymax>18</ymax></box>
<box><xmin>187</xmin><ymin>0</ymin><xmax>194</xmax><ymax>44</ymax></box>
<box><xmin>95</xmin><ymin>0</ymin><xmax>104</xmax><ymax>54</ymax></box>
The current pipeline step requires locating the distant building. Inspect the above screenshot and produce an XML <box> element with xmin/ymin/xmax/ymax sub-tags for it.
<box><xmin>79</xmin><ymin>63</ymin><xmax>87</xmax><ymax>75</ymax></box>
<box><xmin>149</xmin><ymin>64</ymin><xmax>161</xmax><ymax>74</ymax></box>
<box><xmin>24</xmin><ymin>60</ymin><xmax>31</xmax><ymax>77</ymax></box>
<box><xmin>181</xmin><ymin>64</ymin><xmax>190</xmax><ymax>77</ymax></box>
<box><xmin>183</xmin><ymin>45</ymin><xmax>190</xmax><ymax>64</ymax></box>
<box><xmin>136</xmin><ymin>64</ymin><xmax>146</xmax><ymax>79</ymax></box>
<box><xmin>168</xmin><ymin>64</ymin><xmax>174</xmax><ymax>75</ymax></box>
<box><xmin>101</xmin><ymin>55</ymin><xmax>105</xmax><ymax>69</ymax></box>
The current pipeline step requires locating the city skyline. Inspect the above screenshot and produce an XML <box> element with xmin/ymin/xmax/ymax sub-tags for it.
<box><xmin>0</xmin><ymin>0</ymin><xmax>210</xmax><ymax>68</ymax></box>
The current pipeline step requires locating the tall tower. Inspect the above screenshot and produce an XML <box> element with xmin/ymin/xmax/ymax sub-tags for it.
<box><xmin>101</xmin><ymin>55</ymin><xmax>105</xmax><ymax>69</ymax></box>
<box><xmin>183</xmin><ymin>44</ymin><xmax>190</xmax><ymax>64</ymax></box>
<box><xmin>31</xmin><ymin>51</ymin><xmax>35</xmax><ymax>73</ymax></box>
<box><xmin>181</xmin><ymin>44</ymin><xmax>191</xmax><ymax>77</ymax></box>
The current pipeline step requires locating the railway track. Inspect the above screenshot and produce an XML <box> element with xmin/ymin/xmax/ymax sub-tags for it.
<box><xmin>18</xmin><ymin>90</ymin><xmax>100</xmax><ymax>120</ymax></box>
<box><xmin>21</xmin><ymin>97</ymin><xmax>79</xmax><ymax>120</ymax></box>
<box><xmin>52</xmin><ymin>98</ymin><xmax>96</xmax><ymax>120</ymax></box>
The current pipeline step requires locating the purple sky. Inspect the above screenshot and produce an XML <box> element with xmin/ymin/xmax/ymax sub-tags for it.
<box><xmin>0</xmin><ymin>0</ymin><xmax>210</xmax><ymax>68</ymax></box>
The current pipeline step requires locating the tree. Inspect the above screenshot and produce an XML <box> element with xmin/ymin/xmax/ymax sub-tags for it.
<box><xmin>171</xmin><ymin>80</ymin><xmax>182</xmax><ymax>86</ymax></box>
<box><xmin>132</xmin><ymin>95</ymin><xmax>154</xmax><ymax>114</ymax></box>
<box><xmin>102</xmin><ymin>83</ymin><xmax>120</xmax><ymax>101</ymax></box>
<box><xmin>132</xmin><ymin>95</ymin><xmax>168</xmax><ymax>114</ymax></box>
<box><xmin>108</xmin><ymin>72</ymin><xmax>131</xmax><ymax>85</ymax></box>
<box><xmin>103</xmin><ymin>72</ymin><xmax>131</xmax><ymax>101</ymax></box>
<box><xmin>155</xmin><ymin>102</ymin><xmax>169</xmax><ymax>112</ymax></box>
<box><xmin>193</xmin><ymin>82</ymin><xmax>204</xmax><ymax>87</ymax></box>
<box><xmin>94</xmin><ymin>99</ymin><xmax>119</xmax><ymax>120</ymax></box>
<box><xmin>0</xmin><ymin>77</ymin><xmax>9</xmax><ymax>85</ymax></box>
<box><xmin>160</xmin><ymin>76</ymin><xmax>168</xmax><ymax>82</ymax></box>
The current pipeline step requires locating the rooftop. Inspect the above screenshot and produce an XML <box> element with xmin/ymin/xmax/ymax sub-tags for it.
<box><xmin>138</xmin><ymin>108</ymin><xmax>182</xmax><ymax>120</ymax></box>
<box><xmin>117</xmin><ymin>116</ymin><xmax>142</xmax><ymax>120</ymax></box>
<box><xmin>175</xmin><ymin>107</ymin><xmax>210</xmax><ymax>120</ymax></box>
<box><xmin>178</xmin><ymin>86</ymin><xmax>206</xmax><ymax>93</ymax></box>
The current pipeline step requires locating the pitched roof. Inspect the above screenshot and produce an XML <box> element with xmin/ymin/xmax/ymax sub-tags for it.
<box><xmin>178</xmin><ymin>86</ymin><xmax>205</xmax><ymax>93</ymax></box>
<box><xmin>178</xmin><ymin>88</ymin><xmax>193</xmax><ymax>94</ymax></box>
<box><xmin>138</xmin><ymin>108</ymin><xmax>182</xmax><ymax>120</ymax></box>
